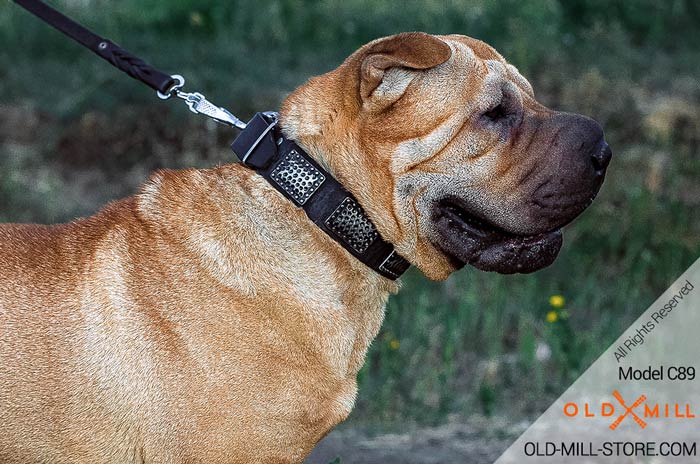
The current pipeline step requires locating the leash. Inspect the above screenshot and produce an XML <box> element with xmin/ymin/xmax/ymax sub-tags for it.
<box><xmin>12</xmin><ymin>0</ymin><xmax>411</xmax><ymax>280</ymax></box>
<box><xmin>12</xmin><ymin>0</ymin><xmax>247</xmax><ymax>129</ymax></box>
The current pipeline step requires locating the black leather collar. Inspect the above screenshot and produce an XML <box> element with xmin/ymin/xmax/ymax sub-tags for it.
<box><xmin>230</xmin><ymin>112</ymin><xmax>410</xmax><ymax>280</ymax></box>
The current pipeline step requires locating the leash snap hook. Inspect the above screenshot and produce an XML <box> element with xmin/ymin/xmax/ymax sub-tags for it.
<box><xmin>156</xmin><ymin>74</ymin><xmax>247</xmax><ymax>130</ymax></box>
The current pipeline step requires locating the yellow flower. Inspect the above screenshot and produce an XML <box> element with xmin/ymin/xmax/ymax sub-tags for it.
<box><xmin>549</xmin><ymin>294</ymin><xmax>565</xmax><ymax>308</ymax></box>
<box><xmin>389</xmin><ymin>339</ymin><xmax>400</xmax><ymax>350</ymax></box>
<box><xmin>546</xmin><ymin>310</ymin><xmax>558</xmax><ymax>323</ymax></box>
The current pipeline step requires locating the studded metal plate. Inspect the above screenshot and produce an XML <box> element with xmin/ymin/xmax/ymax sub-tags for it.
<box><xmin>270</xmin><ymin>150</ymin><xmax>325</xmax><ymax>205</ymax></box>
<box><xmin>325</xmin><ymin>197</ymin><xmax>379</xmax><ymax>254</ymax></box>
<box><xmin>379</xmin><ymin>251</ymin><xmax>411</xmax><ymax>278</ymax></box>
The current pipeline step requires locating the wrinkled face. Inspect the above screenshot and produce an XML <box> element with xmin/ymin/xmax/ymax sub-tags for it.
<box><xmin>386</xmin><ymin>35</ymin><xmax>611</xmax><ymax>276</ymax></box>
<box><xmin>281</xmin><ymin>33</ymin><xmax>612</xmax><ymax>280</ymax></box>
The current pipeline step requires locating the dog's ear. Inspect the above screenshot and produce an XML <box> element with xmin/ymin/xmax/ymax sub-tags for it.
<box><xmin>359</xmin><ymin>32</ymin><xmax>451</xmax><ymax>106</ymax></box>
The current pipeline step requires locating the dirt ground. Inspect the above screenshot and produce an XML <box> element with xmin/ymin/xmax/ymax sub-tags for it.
<box><xmin>305</xmin><ymin>418</ymin><xmax>527</xmax><ymax>464</ymax></box>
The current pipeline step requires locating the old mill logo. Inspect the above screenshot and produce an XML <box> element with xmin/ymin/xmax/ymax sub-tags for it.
<box><xmin>563</xmin><ymin>390</ymin><xmax>696</xmax><ymax>430</ymax></box>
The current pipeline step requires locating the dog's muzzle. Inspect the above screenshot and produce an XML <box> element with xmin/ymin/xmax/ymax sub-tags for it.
<box><xmin>431</xmin><ymin>113</ymin><xmax>612</xmax><ymax>274</ymax></box>
<box><xmin>432</xmin><ymin>199</ymin><xmax>564</xmax><ymax>273</ymax></box>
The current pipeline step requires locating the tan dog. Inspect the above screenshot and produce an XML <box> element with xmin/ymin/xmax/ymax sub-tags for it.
<box><xmin>0</xmin><ymin>32</ymin><xmax>610</xmax><ymax>463</ymax></box>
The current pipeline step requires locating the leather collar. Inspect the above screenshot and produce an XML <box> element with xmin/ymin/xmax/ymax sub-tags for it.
<box><xmin>230</xmin><ymin>112</ymin><xmax>410</xmax><ymax>280</ymax></box>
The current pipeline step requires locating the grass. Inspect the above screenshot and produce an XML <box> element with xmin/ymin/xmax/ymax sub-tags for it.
<box><xmin>1</xmin><ymin>0</ymin><xmax>699</xmax><ymax>425</ymax></box>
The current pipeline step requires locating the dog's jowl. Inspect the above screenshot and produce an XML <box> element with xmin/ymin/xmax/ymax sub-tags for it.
<box><xmin>0</xmin><ymin>32</ymin><xmax>610</xmax><ymax>463</ymax></box>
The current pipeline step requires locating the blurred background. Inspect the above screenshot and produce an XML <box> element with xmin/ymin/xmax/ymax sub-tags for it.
<box><xmin>1</xmin><ymin>0</ymin><xmax>699</xmax><ymax>462</ymax></box>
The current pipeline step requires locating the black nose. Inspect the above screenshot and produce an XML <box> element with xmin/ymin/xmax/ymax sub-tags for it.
<box><xmin>591</xmin><ymin>141</ymin><xmax>612</xmax><ymax>173</ymax></box>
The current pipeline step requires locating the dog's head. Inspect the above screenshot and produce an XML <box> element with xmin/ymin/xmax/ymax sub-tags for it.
<box><xmin>280</xmin><ymin>32</ymin><xmax>611</xmax><ymax>280</ymax></box>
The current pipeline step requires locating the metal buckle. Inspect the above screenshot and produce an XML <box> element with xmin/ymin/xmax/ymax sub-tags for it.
<box><xmin>156</xmin><ymin>74</ymin><xmax>247</xmax><ymax>130</ymax></box>
<box><xmin>378</xmin><ymin>250</ymin><xmax>410</xmax><ymax>278</ymax></box>
<box><xmin>240</xmin><ymin>116</ymin><xmax>278</xmax><ymax>164</ymax></box>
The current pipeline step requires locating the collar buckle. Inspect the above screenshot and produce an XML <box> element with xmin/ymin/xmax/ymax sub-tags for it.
<box><xmin>230</xmin><ymin>112</ymin><xmax>280</xmax><ymax>169</ymax></box>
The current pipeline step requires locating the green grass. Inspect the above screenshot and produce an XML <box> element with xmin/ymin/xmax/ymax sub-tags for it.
<box><xmin>1</xmin><ymin>0</ymin><xmax>699</xmax><ymax>425</ymax></box>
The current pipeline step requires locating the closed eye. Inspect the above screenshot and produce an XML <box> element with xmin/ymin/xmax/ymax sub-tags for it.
<box><xmin>483</xmin><ymin>103</ymin><xmax>508</xmax><ymax>121</ymax></box>
<box><xmin>481</xmin><ymin>89</ymin><xmax>521</xmax><ymax>126</ymax></box>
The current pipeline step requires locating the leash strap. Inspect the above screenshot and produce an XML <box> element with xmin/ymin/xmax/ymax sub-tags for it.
<box><xmin>13</xmin><ymin>0</ymin><xmax>247</xmax><ymax>129</ymax></box>
<box><xmin>231</xmin><ymin>113</ymin><xmax>411</xmax><ymax>280</ymax></box>
<box><xmin>13</xmin><ymin>0</ymin><xmax>176</xmax><ymax>94</ymax></box>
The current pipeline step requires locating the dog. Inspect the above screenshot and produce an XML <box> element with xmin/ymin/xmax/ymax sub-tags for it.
<box><xmin>0</xmin><ymin>32</ymin><xmax>611</xmax><ymax>463</ymax></box>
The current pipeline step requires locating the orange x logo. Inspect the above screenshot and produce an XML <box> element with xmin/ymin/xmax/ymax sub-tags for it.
<box><xmin>609</xmin><ymin>390</ymin><xmax>647</xmax><ymax>430</ymax></box>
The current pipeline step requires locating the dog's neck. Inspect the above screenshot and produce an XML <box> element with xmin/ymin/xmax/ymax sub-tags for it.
<box><xmin>278</xmin><ymin>68</ymin><xmax>460</xmax><ymax>282</ymax></box>
<box><xmin>278</xmin><ymin>69</ymin><xmax>407</xmax><ymax>255</ymax></box>
<box><xmin>231</xmin><ymin>113</ymin><xmax>410</xmax><ymax>280</ymax></box>
<box><xmin>278</xmin><ymin>69</ymin><xmax>358</xmax><ymax>177</ymax></box>
<box><xmin>136</xmin><ymin>163</ymin><xmax>398</xmax><ymax>378</ymax></box>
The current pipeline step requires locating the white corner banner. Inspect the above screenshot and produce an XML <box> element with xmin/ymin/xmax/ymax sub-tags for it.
<box><xmin>496</xmin><ymin>257</ymin><xmax>700</xmax><ymax>463</ymax></box>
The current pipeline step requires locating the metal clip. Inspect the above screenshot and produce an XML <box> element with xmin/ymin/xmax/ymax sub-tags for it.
<box><xmin>176</xmin><ymin>91</ymin><xmax>247</xmax><ymax>129</ymax></box>
<box><xmin>156</xmin><ymin>74</ymin><xmax>247</xmax><ymax>130</ymax></box>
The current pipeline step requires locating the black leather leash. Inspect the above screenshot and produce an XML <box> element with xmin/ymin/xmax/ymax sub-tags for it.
<box><xmin>12</xmin><ymin>0</ymin><xmax>411</xmax><ymax>280</ymax></box>
<box><xmin>13</xmin><ymin>0</ymin><xmax>175</xmax><ymax>94</ymax></box>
